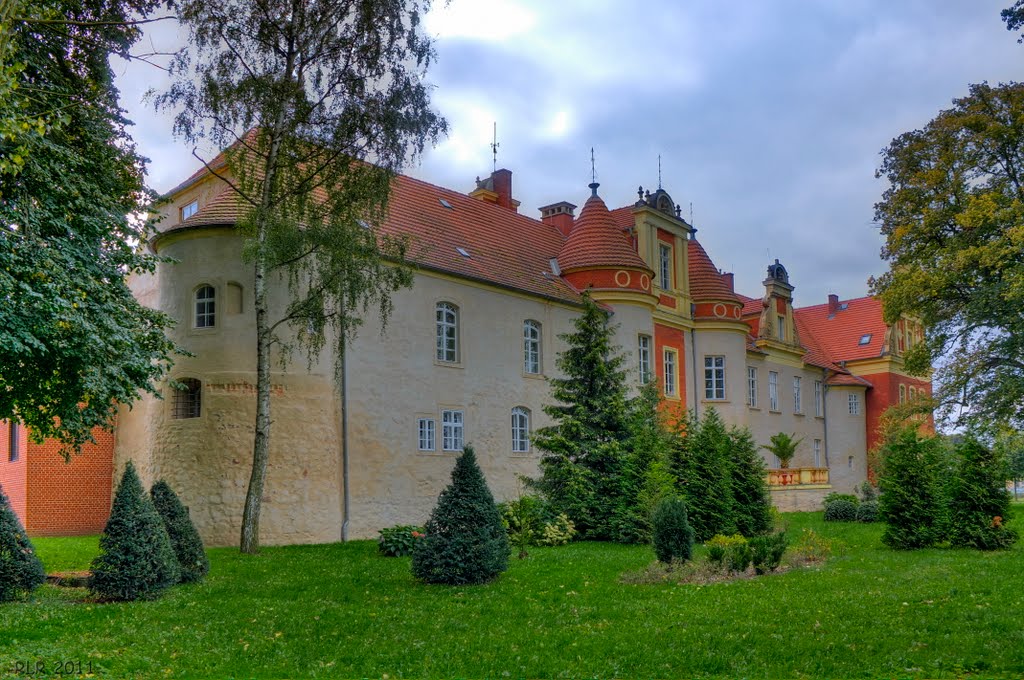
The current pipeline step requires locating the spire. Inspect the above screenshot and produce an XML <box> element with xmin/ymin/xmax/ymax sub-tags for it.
<box><xmin>490</xmin><ymin>122</ymin><xmax>499</xmax><ymax>173</ymax></box>
<box><xmin>589</xmin><ymin>147</ymin><xmax>599</xmax><ymax>196</ymax></box>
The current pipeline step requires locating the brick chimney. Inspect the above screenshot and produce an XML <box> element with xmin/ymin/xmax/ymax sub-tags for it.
<box><xmin>828</xmin><ymin>293</ymin><xmax>839</xmax><ymax>317</ymax></box>
<box><xmin>539</xmin><ymin>201</ymin><xmax>576</xmax><ymax>237</ymax></box>
<box><xmin>469</xmin><ymin>169</ymin><xmax>521</xmax><ymax>212</ymax></box>
<box><xmin>722</xmin><ymin>272</ymin><xmax>735</xmax><ymax>292</ymax></box>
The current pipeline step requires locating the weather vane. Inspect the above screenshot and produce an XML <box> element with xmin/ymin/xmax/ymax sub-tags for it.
<box><xmin>590</xmin><ymin>147</ymin><xmax>596</xmax><ymax>184</ymax></box>
<box><xmin>491</xmin><ymin>122</ymin><xmax>499</xmax><ymax>172</ymax></box>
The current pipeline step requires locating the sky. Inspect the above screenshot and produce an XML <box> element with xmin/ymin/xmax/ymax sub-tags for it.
<box><xmin>113</xmin><ymin>0</ymin><xmax>1022</xmax><ymax>307</ymax></box>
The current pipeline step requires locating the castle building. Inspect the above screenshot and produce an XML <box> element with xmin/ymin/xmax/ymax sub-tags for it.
<box><xmin>0</xmin><ymin>157</ymin><xmax>930</xmax><ymax>544</ymax></box>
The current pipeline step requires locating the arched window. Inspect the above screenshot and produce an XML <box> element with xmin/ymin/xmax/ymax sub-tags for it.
<box><xmin>511</xmin><ymin>406</ymin><xmax>530</xmax><ymax>453</ymax></box>
<box><xmin>172</xmin><ymin>379</ymin><xmax>202</xmax><ymax>419</ymax></box>
<box><xmin>195</xmin><ymin>285</ymin><xmax>216</xmax><ymax>328</ymax></box>
<box><xmin>436</xmin><ymin>302</ymin><xmax>459</xmax><ymax>362</ymax></box>
<box><xmin>523</xmin><ymin>320</ymin><xmax>541</xmax><ymax>374</ymax></box>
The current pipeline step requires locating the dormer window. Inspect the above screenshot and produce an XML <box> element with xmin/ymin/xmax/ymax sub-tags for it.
<box><xmin>858</xmin><ymin>333</ymin><xmax>872</xmax><ymax>345</ymax></box>
<box><xmin>181</xmin><ymin>199</ymin><xmax>199</xmax><ymax>221</ymax></box>
<box><xmin>659</xmin><ymin>244</ymin><xmax>672</xmax><ymax>289</ymax></box>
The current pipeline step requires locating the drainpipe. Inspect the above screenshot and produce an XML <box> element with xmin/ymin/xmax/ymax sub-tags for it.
<box><xmin>340</xmin><ymin>328</ymin><xmax>350</xmax><ymax>542</ymax></box>
<box><xmin>689</xmin><ymin>326</ymin><xmax>699</xmax><ymax>419</ymax></box>
<box><xmin>822</xmin><ymin>368</ymin><xmax>830</xmax><ymax>469</ymax></box>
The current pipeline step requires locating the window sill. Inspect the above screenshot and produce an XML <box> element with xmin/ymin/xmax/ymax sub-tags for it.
<box><xmin>434</xmin><ymin>359</ymin><xmax>464</xmax><ymax>370</ymax></box>
<box><xmin>418</xmin><ymin>450</ymin><xmax>456</xmax><ymax>457</ymax></box>
<box><xmin>511</xmin><ymin>452</ymin><xmax>534</xmax><ymax>458</ymax></box>
<box><xmin>522</xmin><ymin>372</ymin><xmax>546</xmax><ymax>381</ymax></box>
<box><xmin>748</xmin><ymin>406</ymin><xmax>761</xmax><ymax>411</ymax></box>
<box><xmin>769</xmin><ymin>409</ymin><xmax>782</xmax><ymax>414</ymax></box>
<box><xmin>702</xmin><ymin>399</ymin><xmax>729</xmax><ymax>404</ymax></box>
<box><xmin>664</xmin><ymin>394</ymin><xmax>681</xmax><ymax>402</ymax></box>
<box><xmin>794</xmin><ymin>412</ymin><xmax>805</xmax><ymax>417</ymax></box>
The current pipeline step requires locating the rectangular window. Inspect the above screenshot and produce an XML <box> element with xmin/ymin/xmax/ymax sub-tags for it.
<box><xmin>814</xmin><ymin>380</ymin><xmax>823</xmax><ymax>417</ymax></box>
<box><xmin>769</xmin><ymin>371</ymin><xmax>779</xmax><ymax>411</ymax></box>
<box><xmin>8</xmin><ymin>422</ymin><xmax>18</xmax><ymax>462</ymax></box>
<box><xmin>813</xmin><ymin>439</ymin><xmax>822</xmax><ymax>467</ymax></box>
<box><xmin>638</xmin><ymin>335</ymin><xmax>652</xmax><ymax>384</ymax></box>
<box><xmin>418</xmin><ymin>418</ymin><xmax>436</xmax><ymax>451</ymax></box>
<box><xmin>659</xmin><ymin>244</ymin><xmax>672</xmax><ymax>289</ymax></box>
<box><xmin>663</xmin><ymin>349</ymin><xmax>677</xmax><ymax>396</ymax></box>
<box><xmin>523</xmin><ymin>320</ymin><xmax>542</xmax><ymax>374</ymax></box>
<box><xmin>848</xmin><ymin>393</ymin><xmax>860</xmax><ymax>415</ymax></box>
<box><xmin>181</xmin><ymin>199</ymin><xmax>199</xmax><ymax>221</ymax></box>
<box><xmin>747</xmin><ymin>367</ymin><xmax>758</xmax><ymax>407</ymax></box>
<box><xmin>777</xmin><ymin>315</ymin><xmax>785</xmax><ymax>341</ymax></box>
<box><xmin>793</xmin><ymin>376</ymin><xmax>802</xmax><ymax>414</ymax></box>
<box><xmin>899</xmin><ymin>384</ymin><xmax>906</xmax><ymax>404</ymax></box>
<box><xmin>441</xmin><ymin>410</ymin><xmax>464</xmax><ymax>451</ymax></box>
<box><xmin>704</xmin><ymin>356</ymin><xmax>725</xmax><ymax>400</ymax></box>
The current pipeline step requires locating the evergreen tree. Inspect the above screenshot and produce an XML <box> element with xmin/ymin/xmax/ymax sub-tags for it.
<box><xmin>878</xmin><ymin>429</ymin><xmax>944</xmax><ymax>550</ymax></box>
<box><xmin>948</xmin><ymin>436</ymin><xmax>1018</xmax><ymax>549</ymax></box>
<box><xmin>91</xmin><ymin>462</ymin><xmax>180</xmax><ymax>601</ymax></box>
<box><xmin>651</xmin><ymin>497</ymin><xmax>694</xmax><ymax>563</ymax></box>
<box><xmin>0</xmin><ymin>484</ymin><xmax>45</xmax><ymax>602</ymax></box>
<box><xmin>730</xmin><ymin>426</ymin><xmax>773</xmax><ymax>537</ymax></box>
<box><xmin>612</xmin><ymin>380</ymin><xmax>674</xmax><ymax>543</ymax></box>
<box><xmin>151</xmin><ymin>480</ymin><xmax>210</xmax><ymax>583</ymax></box>
<box><xmin>672</xmin><ymin>409</ymin><xmax>735</xmax><ymax>543</ymax></box>
<box><xmin>412</xmin><ymin>446</ymin><xmax>510</xmax><ymax>585</ymax></box>
<box><xmin>531</xmin><ymin>294</ymin><xmax>631</xmax><ymax>539</ymax></box>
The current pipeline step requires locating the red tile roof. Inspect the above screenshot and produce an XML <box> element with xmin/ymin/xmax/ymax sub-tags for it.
<box><xmin>793</xmin><ymin>296</ymin><xmax>888</xmax><ymax>363</ymax></box>
<box><xmin>688</xmin><ymin>239</ymin><xmax>741</xmax><ymax>303</ymax></box>
<box><xmin>608</xmin><ymin>205</ymin><xmax>634</xmax><ymax>231</ymax></box>
<box><xmin>557</xmin><ymin>194</ymin><xmax>652</xmax><ymax>273</ymax></box>
<box><xmin>826</xmin><ymin>372</ymin><xmax>873</xmax><ymax>387</ymax></box>
<box><xmin>739</xmin><ymin>294</ymin><xmax>763</xmax><ymax>316</ymax></box>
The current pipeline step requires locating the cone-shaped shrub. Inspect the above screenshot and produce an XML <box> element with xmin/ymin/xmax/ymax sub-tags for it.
<box><xmin>948</xmin><ymin>437</ymin><xmax>1018</xmax><ymax>550</ymax></box>
<box><xmin>0</xmin><ymin>484</ymin><xmax>46</xmax><ymax>602</ymax></box>
<box><xmin>90</xmin><ymin>462</ymin><xmax>180</xmax><ymax>601</ymax></box>
<box><xmin>879</xmin><ymin>429</ymin><xmax>944</xmax><ymax>550</ymax></box>
<box><xmin>651</xmin><ymin>496</ymin><xmax>694</xmax><ymax>563</ymax></box>
<box><xmin>412</xmin><ymin>446</ymin><xmax>510</xmax><ymax>584</ymax></box>
<box><xmin>730</xmin><ymin>427</ymin><xmax>773</xmax><ymax>537</ymax></box>
<box><xmin>151</xmin><ymin>480</ymin><xmax>209</xmax><ymax>583</ymax></box>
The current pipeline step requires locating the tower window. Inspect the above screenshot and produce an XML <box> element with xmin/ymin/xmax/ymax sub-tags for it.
<box><xmin>194</xmin><ymin>285</ymin><xmax>216</xmax><ymax>328</ymax></box>
<box><xmin>511</xmin><ymin>407</ymin><xmax>531</xmax><ymax>453</ymax></box>
<box><xmin>172</xmin><ymin>379</ymin><xmax>202</xmax><ymax>419</ymax></box>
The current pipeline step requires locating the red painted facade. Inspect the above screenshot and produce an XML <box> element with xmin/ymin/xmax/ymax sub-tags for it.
<box><xmin>859</xmin><ymin>371</ymin><xmax>933</xmax><ymax>454</ymax></box>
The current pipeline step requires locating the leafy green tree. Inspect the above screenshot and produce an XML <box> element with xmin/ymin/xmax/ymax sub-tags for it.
<box><xmin>671</xmin><ymin>409</ymin><xmax>735</xmax><ymax>543</ymax></box>
<box><xmin>0</xmin><ymin>483</ymin><xmax>46</xmax><ymax>602</ymax></box>
<box><xmin>91</xmin><ymin>462</ymin><xmax>180</xmax><ymax>601</ymax></box>
<box><xmin>151</xmin><ymin>480</ymin><xmax>210</xmax><ymax>583</ymax></box>
<box><xmin>948</xmin><ymin>436</ymin><xmax>1018</xmax><ymax>550</ymax></box>
<box><xmin>730</xmin><ymin>427</ymin><xmax>773</xmax><ymax>537</ymax></box>
<box><xmin>157</xmin><ymin>0</ymin><xmax>447</xmax><ymax>553</ymax></box>
<box><xmin>531</xmin><ymin>294</ymin><xmax>631</xmax><ymax>540</ymax></box>
<box><xmin>0</xmin><ymin>0</ymin><xmax>177</xmax><ymax>452</ymax></box>
<box><xmin>871</xmin><ymin>82</ymin><xmax>1024</xmax><ymax>430</ymax></box>
<box><xmin>994</xmin><ymin>427</ymin><xmax>1024</xmax><ymax>500</ymax></box>
<box><xmin>651</xmin><ymin>497</ymin><xmax>694</xmax><ymax>564</ymax></box>
<box><xmin>878</xmin><ymin>429</ymin><xmax>945</xmax><ymax>550</ymax></box>
<box><xmin>762</xmin><ymin>432</ymin><xmax>802</xmax><ymax>469</ymax></box>
<box><xmin>411</xmin><ymin>446</ymin><xmax>510</xmax><ymax>585</ymax></box>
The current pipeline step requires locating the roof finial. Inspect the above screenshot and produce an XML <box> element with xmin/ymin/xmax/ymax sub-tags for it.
<box><xmin>490</xmin><ymin>122</ymin><xmax>500</xmax><ymax>173</ymax></box>
<box><xmin>658</xmin><ymin>154</ymin><xmax>662</xmax><ymax>190</ymax></box>
<box><xmin>589</xmin><ymin>147</ymin><xmax>599</xmax><ymax>196</ymax></box>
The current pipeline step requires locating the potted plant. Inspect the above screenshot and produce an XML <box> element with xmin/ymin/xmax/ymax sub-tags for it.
<box><xmin>763</xmin><ymin>432</ymin><xmax>803</xmax><ymax>469</ymax></box>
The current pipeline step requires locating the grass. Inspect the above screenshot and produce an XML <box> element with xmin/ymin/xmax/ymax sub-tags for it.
<box><xmin>3</xmin><ymin>513</ymin><xmax>1023</xmax><ymax>679</ymax></box>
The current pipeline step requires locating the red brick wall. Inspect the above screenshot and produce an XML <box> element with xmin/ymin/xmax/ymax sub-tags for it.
<box><xmin>861</xmin><ymin>371</ymin><xmax>933</xmax><ymax>454</ymax></box>
<box><xmin>24</xmin><ymin>428</ymin><xmax>113</xmax><ymax>536</ymax></box>
<box><xmin>0</xmin><ymin>421</ymin><xmax>29</xmax><ymax>526</ymax></box>
<box><xmin>654</xmin><ymin>323</ymin><xmax>687</xmax><ymax>425</ymax></box>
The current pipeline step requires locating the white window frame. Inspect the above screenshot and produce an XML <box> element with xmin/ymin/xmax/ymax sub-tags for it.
<box><xmin>441</xmin><ymin>409</ymin><xmax>464</xmax><ymax>451</ymax></box>
<box><xmin>638</xmin><ymin>335</ymin><xmax>652</xmax><ymax>384</ymax></box>
<box><xmin>768</xmin><ymin>371</ymin><xmax>779</xmax><ymax>411</ymax></box>
<box><xmin>511</xmin><ymin>407</ymin><xmax>530</xmax><ymax>453</ymax></box>
<box><xmin>777</xmin><ymin>314</ymin><xmax>785</xmax><ymax>341</ymax></box>
<box><xmin>181</xmin><ymin>199</ymin><xmax>199</xmax><ymax>221</ymax></box>
<box><xmin>793</xmin><ymin>376</ymin><xmax>802</xmax><ymax>414</ymax></box>
<box><xmin>899</xmin><ymin>384</ymin><xmax>906</xmax><ymax>404</ymax></box>
<box><xmin>848</xmin><ymin>393</ymin><xmax>860</xmax><ymax>415</ymax></box>
<box><xmin>747</xmin><ymin>367</ymin><xmax>758</xmax><ymax>407</ymax></box>
<box><xmin>814</xmin><ymin>380</ymin><xmax>823</xmax><ymax>417</ymax></box>
<box><xmin>663</xmin><ymin>349</ymin><xmax>677</xmax><ymax>397</ymax></box>
<box><xmin>194</xmin><ymin>285</ymin><xmax>215</xmax><ymax>328</ymax></box>
<box><xmin>523</xmin><ymin>320</ymin><xmax>542</xmax><ymax>374</ymax></box>
<box><xmin>659</xmin><ymin>243</ymin><xmax>672</xmax><ymax>289</ymax></box>
<box><xmin>436</xmin><ymin>302</ymin><xmax>459</xmax><ymax>363</ymax></box>
<box><xmin>418</xmin><ymin>418</ymin><xmax>436</xmax><ymax>451</ymax></box>
<box><xmin>704</xmin><ymin>356</ymin><xmax>725</xmax><ymax>400</ymax></box>
<box><xmin>813</xmin><ymin>439</ymin><xmax>822</xmax><ymax>467</ymax></box>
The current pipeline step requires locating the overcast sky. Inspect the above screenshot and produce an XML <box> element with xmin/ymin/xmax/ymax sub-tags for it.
<box><xmin>113</xmin><ymin>0</ymin><xmax>1022</xmax><ymax>306</ymax></box>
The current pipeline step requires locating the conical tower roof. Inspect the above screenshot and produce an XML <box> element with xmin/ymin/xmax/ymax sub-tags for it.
<box><xmin>557</xmin><ymin>185</ymin><xmax>651</xmax><ymax>273</ymax></box>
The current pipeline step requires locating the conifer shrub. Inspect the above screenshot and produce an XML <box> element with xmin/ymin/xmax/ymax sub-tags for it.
<box><xmin>0</xmin><ymin>484</ymin><xmax>46</xmax><ymax>602</ymax></box>
<box><xmin>750</xmin><ymin>531</ymin><xmax>788</xmax><ymax>574</ymax></box>
<box><xmin>151</xmin><ymin>480</ymin><xmax>209</xmax><ymax>583</ymax></box>
<box><xmin>730</xmin><ymin>426</ymin><xmax>773</xmax><ymax>537</ymax></box>
<box><xmin>824</xmin><ymin>498</ymin><xmax>858</xmax><ymax>522</ymax></box>
<box><xmin>412</xmin><ymin>446</ymin><xmax>510</xmax><ymax>584</ymax></box>
<box><xmin>878</xmin><ymin>429</ymin><xmax>945</xmax><ymax>550</ymax></box>
<box><xmin>948</xmin><ymin>437</ymin><xmax>1018</xmax><ymax>550</ymax></box>
<box><xmin>725</xmin><ymin>540</ymin><xmax>753</xmax><ymax>573</ymax></box>
<box><xmin>672</xmin><ymin>409</ymin><xmax>735</xmax><ymax>543</ymax></box>
<box><xmin>90</xmin><ymin>462</ymin><xmax>180</xmax><ymax>601</ymax></box>
<box><xmin>651</xmin><ymin>497</ymin><xmax>694</xmax><ymax>563</ymax></box>
<box><xmin>856</xmin><ymin>500</ymin><xmax>880</xmax><ymax>523</ymax></box>
<box><xmin>706</xmin><ymin>533</ymin><xmax>747</xmax><ymax>566</ymax></box>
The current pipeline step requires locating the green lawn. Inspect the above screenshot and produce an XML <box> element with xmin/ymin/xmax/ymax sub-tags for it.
<box><xmin>3</xmin><ymin>514</ymin><xmax>1024</xmax><ymax>679</ymax></box>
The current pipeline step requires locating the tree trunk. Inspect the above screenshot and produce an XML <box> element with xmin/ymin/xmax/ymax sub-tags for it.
<box><xmin>240</xmin><ymin>254</ymin><xmax>272</xmax><ymax>554</ymax></box>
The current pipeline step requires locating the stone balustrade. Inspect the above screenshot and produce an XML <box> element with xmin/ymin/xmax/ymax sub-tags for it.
<box><xmin>767</xmin><ymin>467</ymin><xmax>830</xmax><ymax>488</ymax></box>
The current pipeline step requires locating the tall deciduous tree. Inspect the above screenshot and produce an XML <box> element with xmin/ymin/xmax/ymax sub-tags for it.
<box><xmin>0</xmin><ymin>0</ymin><xmax>177</xmax><ymax>452</ymax></box>
<box><xmin>871</xmin><ymin>82</ymin><xmax>1024</xmax><ymax>429</ymax></box>
<box><xmin>531</xmin><ymin>293</ymin><xmax>631</xmax><ymax>540</ymax></box>
<box><xmin>157</xmin><ymin>0</ymin><xmax>446</xmax><ymax>553</ymax></box>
